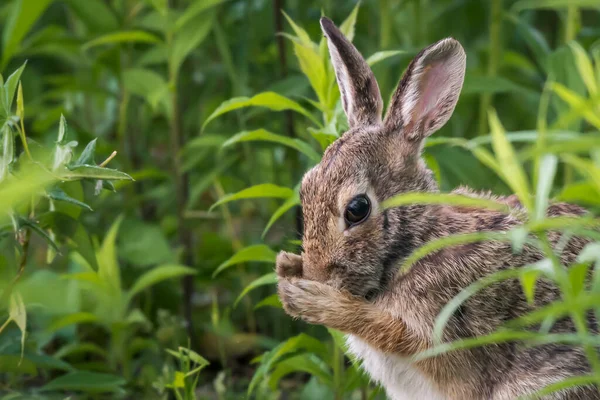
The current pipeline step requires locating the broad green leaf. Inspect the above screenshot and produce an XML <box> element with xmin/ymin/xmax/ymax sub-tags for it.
<box><xmin>568</xmin><ymin>41</ymin><xmax>597</xmax><ymax>97</ymax></box>
<box><xmin>533</xmin><ymin>154</ymin><xmax>557</xmax><ymax>221</ymax></box>
<box><xmin>40</xmin><ymin>371</ymin><xmax>126</xmax><ymax>393</ymax></box>
<box><xmin>170</xmin><ymin>9</ymin><xmax>215</xmax><ymax>75</ymax></box>
<box><xmin>223</xmin><ymin>129</ymin><xmax>321</xmax><ymax>162</ymax></box>
<box><xmin>1</xmin><ymin>0</ymin><xmax>53</xmax><ymax>68</ymax></box>
<box><xmin>263</xmin><ymin>192</ymin><xmax>300</xmax><ymax>238</ymax></box>
<box><xmin>488</xmin><ymin>110</ymin><xmax>533</xmax><ymax>210</ymax></box>
<box><xmin>366</xmin><ymin>50</ymin><xmax>404</xmax><ymax>66</ymax></box>
<box><xmin>568</xmin><ymin>263</ymin><xmax>589</xmax><ymax>297</ymax></box>
<box><xmin>127</xmin><ymin>264</ymin><xmax>196</xmax><ymax>300</ymax></box>
<box><xmin>47</xmin><ymin>312</ymin><xmax>99</xmax><ymax>333</ymax></box>
<box><xmin>339</xmin><ymin>2</ymin><xmax>360</xmax><ymax>42</ymax></box>
<box><xmin>203</xmin><ymin>92</ymin><xmax>319</xmax><ymax>129</ymax></box>
<box><xmin>234</xmin><ymin>272</ymin><xmax>277</xmax><ymax>307</ymax></box>
<box><xmin>18</xmin><ymin>217</ymin><xmax>59</xmax><ymax>251</ymax></box>
<box><xmin>175</xmin><ymin>0</ymin><xmax>227</xmax><ymax>30</ymax></box>
<box><xmin>122</xmin><ymin>68</ymin><xmax>169</xmax><ymax>110</ymax></box>
<box><xmin>383</xmin><ymin>192</ymin><xmax>510</xmax><ymax>212</ymax></box>
<box><xmin>9</xmin><ymin>292</ymin><xmax>26</xmax><ymax>360</ymax></box>
<box><xmin>562</xmin><ymin>154</ymin><xmax>600</xmax><ymax>193</ymax></box>
<box><xmin>83</xmin><ymin>31</ymin><xmax>161</xmax><ymax>50</ymax></box>
<box><xmin>213</xmin><ymin>244</ymin><xmax>277</xmax><ymax>278</ymax></box>
<box><xmin>47</xmin><ymin>187</ymin><xmax>92</xmax><ymax>211</ymax></box>
<box><xmin>210</xmin><ymin>183</ymin><xmax>294</xmax><ymax>211</ymax></box>
<box><xmin>254</xmin><ymin>293</ymin><xmax>281</xmax><ymax>310</ymax></box>
<box><xmin>62</xmin><ymin>165</ymin><xmax>133</xmax><ymax>181</ymax></box>
<box><xmin>292</xmin><ymin>41</ymin><xmax>328</xmax><ymax>105</ymax></box>
<box><xmin>63</xmin><ymin>0</ymin><xmax>119</xmax><ymax>32</ymax></box>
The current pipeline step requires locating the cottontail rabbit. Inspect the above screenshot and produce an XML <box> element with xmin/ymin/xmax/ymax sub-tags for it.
<box><xmin>276</xmin><ymin>16</ymin><xmax>599</xmax><ymax>400</ymax></box>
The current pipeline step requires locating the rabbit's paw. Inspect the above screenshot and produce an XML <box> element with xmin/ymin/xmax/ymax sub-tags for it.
<box><xmin>276</xmin><ymin>251</ymin><xmax>303</xmax><ymax>278</ymax></box>
<box><xmin>277</xmin><ymin>278</ymin><xmax>338</xmax><ymax>326</ymax></box>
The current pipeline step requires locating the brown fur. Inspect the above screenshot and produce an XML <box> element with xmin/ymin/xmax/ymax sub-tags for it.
<box><xmin>277</xmin><ymin>17</ymin><xmax>600</xmax><ymax>400</ymax></box>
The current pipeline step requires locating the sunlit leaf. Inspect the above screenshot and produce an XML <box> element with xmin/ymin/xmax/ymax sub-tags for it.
<box><xmin>339</xmin><ymin>2</ymin><xmax>360</xmax><ymax>42</ymax></box>
<box><xmin>46</xmin><ymin>312</ymin><xmax>99</xmax><ymax>333</ymax></box>
<box><xmin>223</xmin><ymin>129</ymin><xmax>321</xmax><ymax>162</ymax></box>
<box><xmin>209</xmin><ymin>183</ymin><xmax>294</xmax><ymax>211</ymax></box>
<box><xmin>83</xmin><ymin>31</ymin><xmax>161</xmax><ymax>50</ymax></box>
<box><xmin>62</xmin><ymin>165</ymin><xmax>133</xmax><ymax>181</ymax></box>
<box><xmin>3</xmin><ymin>61</ymin><xmax>27</xmax><ymax>116</ymax></box>
<box><xmin>127</xmin><ymin>264</ymin><xmax>196</xmax><ymax>300</ymax></box>
<box><xmin>254</xmin><ymin>293</ymin><xmax>281</xmax><ymax>310</ymax></box>
<box><xmin>213</xmin><ymin>245</ymin><xmax>277</xmax><ymax>278</ymax></box>
<box><xmin>568</xmin><ymin>41</ymin><xmax>597</xmax><ymax>97</ymax></box>
<box><xmin>203</xmin><ymin>92</ymin><xmax>319</xmax><ymax>129</ymax></box>
<box><xmin>366</xmin><ymin>50</ymin><xmax>404</xmax><ymax>66</ymax></box>
<box><xmin>9</xmin><ymin>292</ymin><xmax>26</xmax><ymax>361</ymax></box>
<box><xmin>234</xmin><ymin>272</ymin><xmax>277</xmax><ymax>307</ymax></box>
<box><xmin>512</xmin><ymin>0</ymin><xmax>600</xmax><ymax>12</ymax></box>
<box><xmin>533</xmin><ymin>154</ymin><xmax>557</xmax><ymax>221</ymax></box>
<box><xmin>383</xmin><ymin>192</ymin><xmax>510</xmax><ymax>212</ymax></box>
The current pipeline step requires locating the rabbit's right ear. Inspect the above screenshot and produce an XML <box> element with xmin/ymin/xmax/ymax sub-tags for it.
<box><xmin>384</xmin><ymin>38</ymin><xmax>466</xmax><ymax>143</ymax></box>
<box><xmin>320</xmin><ymin>17</ymin><xmax>383</xmax><ymax>128</ymax></box>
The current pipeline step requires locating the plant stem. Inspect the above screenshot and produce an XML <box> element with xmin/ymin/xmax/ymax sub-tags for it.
<box><xmin>213</xmin><ymin>180</ymin><xmax>257</xmax><ymax>333</ymax></box>
<box><xmin>478</xmin><ymin>0</ymin><xmax>502</xmax><ymax>136</ymax></box>
<box><xmin>564</xmin><ymin>6</ymin><xmax>578</xmax><ymax>43</ymax></box>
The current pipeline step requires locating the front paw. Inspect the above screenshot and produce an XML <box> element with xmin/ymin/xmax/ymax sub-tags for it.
<box><xmin>276</xmin><ymin>251</ymin><xmax>303</xmax><ymax>278</ymax></box>
<box><xmin>277</xmin><ymin>278</ymin><xmax>333</xmax><ymax>325</ymax></box>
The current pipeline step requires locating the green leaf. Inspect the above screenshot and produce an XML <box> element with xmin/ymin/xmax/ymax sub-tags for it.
<box><xmin>18</xmin><ymin>217</ymin><xmax>59</xmax><ymax>251</ymax></box>
<box><xmin>213</xmin><ymin>244</ymin><xmax>277</xmax><ymax>278</ymax></box>
<box><xmin>40</xmin><ymin>371</ymin><xmax>126</xmax><ymax>393</ymax></box>
<box><xmin>568</xmin><ymin>41</ymin><xmax>597</xmax><ymax>98</ymax></box>
<box><xmin>83</xmin><ymin>31</ymin><xmax>161</xmax><ymax>50</ymax></box>
<box><xmin>62</xmin><ymin>165</ymin><xmax>133</xmax><ymax>181</ymax></box>
<box><xmin>520</xmin><ymin>269</ymin><xmax>541</xmax><ymax>305</ymax></box>
<box><xmin>175</xmin><ymin>0</ymin><xmax>228</xmax><ymax>30</ymax></box>
<box><xmin>46</xmin><ymin>312</ymin><xmax>99</xmax><ymax>333</ymax></box>
<box><xmin>119</xmin><ymin>220</ymin><xmax>174</xmax><ymax>267</ymax></box>
<box><xmin>203</xmin><ymin>92</ymin><xmax>319</xmax><ymax>129</ymax></box>
<box><xmin>527</xmin><ymin>375</ymin><xmax>599</xmax><ymax>398</ymax></box>
<box><xmin>562</xmin><ymin>154</ymin><xmax>600</xmax><ymax>193</ymax></box>
<box><xmin>263</xmin><ymin>192</ymin><xmax>300</xmax><ymax>238</ymax></box>
<box><xmin>234</xmin><ymin>272</ymin><xmax>277</xmax><ymax>307</ymax></box>
<box><xmin>47</xmin><ymin>187</ymin><xmax>92</xmax><ymax>211</ymax></box>
<box><xmin>292</xmin><ymin>41</ymin><xmax>327</xmax><ymax>105</ymax></box>
<box><xmin>223</xmin><ymin>129</ymin><xmax>321</xmax><ymax>162</ymax></box>
<box><xmin>339</xmin><ymin>2</ymin><xmax>360</xmax><ymax>42</ymax></box>
<box><xmin>97</xmin><ymin>216</ymin><xmax>123</xmax><ymax>296</ymax></box>
<box><xmin>488</xmin><ymin>110</ymin><xmax>533</xmax><ymax>210</ymax></box>
<box><xmin>9</xmin><ymin>292</ymin><xmax>26</xmax><ymax>361</ymax></box>
<box><xmin>127</xmin><ymin>264</ymin><xmax>196</xmax><ymax>300</ymax></box>
<box><xmin>63</xmin><ymin>0</ymin><xmax>119</xmax><ymax>32</ymax></box>
<box><xmin>0</xmin><ymin>125</ymin><xmax>14</xmax><ymax>182</ymax></box>
<box><xmin>382</xmin><ymin>192</ymin><xmax>510</xmax><ymax>212</ymax></box>
<box><xmin>170</xmin><ymin>9</ymin><xmax>216</xmax><ymax>75</ymax></box>
<box><xmin>533</xmin><ymin>154</ymin><xmax>557</xmax><ymax>221</ymax></box>
<box><xmin>122</xmin><ymin>68</ymin><xmax>169</xmax><ymax>111</ymax></box>
<box><xmin>75</xmin><ymin>139</ymin><xmax>97</xmax><ymax>166</ymax></box>
<box><xmin>2</xmin><ymin>61</ymin><xmax>27</xmax><ymax>116</ymax></box>
<box><xmin>210</xmin><ymin>183</ymin><xmax>294</xmax><ymax>211</ymax></box>
<box><xmin>1</xmin><ymin>0</ymin><xmax>53</xmax><ymax>68</ymax></box>
<box><xmin>268</xmin><ymin>354</ymin><xmax>332</xmax><ymax>388</ymax></box>
<box><xmin>550</xmin><ymin>82</ymin><xmax>600</xmax><ymax>130</ymax></box>
<box><xmin>254</xmin><ymin>293</ymin><xmax>281</xmax><ymax>310</ymax></box>
<box><xmin>568</xmin><ymin>263</ymin><xmax>589</xmax><ymax>297</ymax></box>
<box><xmin>54</xmin><ymin>342</ymin><xmax>108</xmax><ymax>360</ymax></box>
<box><xmin>281</xmin><ymin>11</ymin><xmax>313</xmax><ymax>46</ymax></box>
<box><xmin>365</xmin><ymin>50</ymin><xmax>404</xmax><ymax>66</ymax></box>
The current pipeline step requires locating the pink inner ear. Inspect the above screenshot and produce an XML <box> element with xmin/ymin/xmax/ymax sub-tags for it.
<box><xmin>416</xmin><ymin>62</ymin><xmax>449</xmax><ymax>121</ymax></box>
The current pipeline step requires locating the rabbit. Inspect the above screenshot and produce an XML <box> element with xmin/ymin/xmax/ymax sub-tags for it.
<box><xmin>275</xmin><ymin>16</ymin><xmax>600</xmax><ymax>400</ymax></box>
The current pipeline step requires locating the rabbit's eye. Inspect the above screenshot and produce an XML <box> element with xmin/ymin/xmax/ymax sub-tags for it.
<box><xmin>344</xmin><ymin>195</ymin><xmax>371</xmax><ymax>226</ymax></box>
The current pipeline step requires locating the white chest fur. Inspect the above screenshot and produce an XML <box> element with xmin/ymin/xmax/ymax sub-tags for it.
<box><xmin>345</xmin><ymin>335</ymin><xmax>447</xmax><ymax>400</ymax></box>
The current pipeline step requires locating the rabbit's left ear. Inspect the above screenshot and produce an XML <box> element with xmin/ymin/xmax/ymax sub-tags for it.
<box><xmin>320</xmin><ymin>17</ymin><xmax>383</xmax><ymax>128</ymax></box>
<box><xmin>384</xmin><ymin>38</ymin><xmax>466</xmax><ymax>141</ymax></box>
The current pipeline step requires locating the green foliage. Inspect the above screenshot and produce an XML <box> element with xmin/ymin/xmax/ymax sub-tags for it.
<box><xmin>1</xmin><ymin>0</ymin><xmax>600</xmax><ymax>398</ymax></box>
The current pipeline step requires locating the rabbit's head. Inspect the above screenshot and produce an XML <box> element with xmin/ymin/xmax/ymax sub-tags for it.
<box><xmin>293</xmin><ymin>17</ymin><xmax>466</xmax><ymax>298</ymax></box>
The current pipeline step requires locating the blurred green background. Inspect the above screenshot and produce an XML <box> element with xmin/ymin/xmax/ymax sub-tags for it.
<box><xmin>1</xmin><ymin>0</ymin><xmax>600</xmax><ymax>398</ymax></box>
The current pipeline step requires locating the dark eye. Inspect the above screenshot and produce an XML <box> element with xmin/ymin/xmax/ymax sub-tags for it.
<box><xmin>344</xmin><ymin>195</ymin><xmax>371</xmax><ymax>227</ymax></box>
